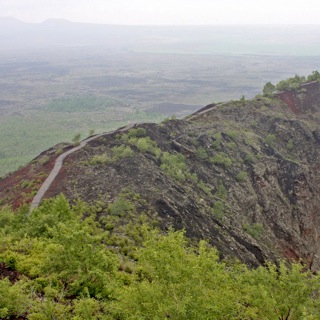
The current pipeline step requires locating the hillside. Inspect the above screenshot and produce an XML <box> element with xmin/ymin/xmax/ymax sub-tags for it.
<box><xmin>2</xmin><ymin>79</ymin><xmax>320</xmax><ymax>272</ymax></box>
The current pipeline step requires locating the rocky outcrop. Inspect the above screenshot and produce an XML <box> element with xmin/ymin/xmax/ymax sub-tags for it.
<box><xmin>2</xmin><ymin>89</ymin><xmax>320</xmax><ymax>270</ymax></box>
<box><xmin>276</xmin><ymin>81</ymin><xmax>320</xmax><ymax>114</ymax></box>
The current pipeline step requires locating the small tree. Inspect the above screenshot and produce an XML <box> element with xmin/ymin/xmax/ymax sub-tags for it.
<box><xmin>263</xmin><ymin>82</ymin><xmax>276</xmax><ymax>96</ymax></box>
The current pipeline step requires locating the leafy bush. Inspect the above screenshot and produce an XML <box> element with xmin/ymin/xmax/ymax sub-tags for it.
<box><xmin>225</xmin><ymin>130</ymin><xmax>238</xmax><ymax>139</ymax></box>
<box><xmin>89</xmin><ymin>145</ymin><xmax>134</xmax><ymax>165</ymax></box>
<box><xmin>160</xmin><ymin>152</ymin><xmax>187</xmax><ymax>181</ymax></box>
<box><xmin>89</xmin><ymin>153</ymin><xmax>112</xmax><ymax>165</ymax></box>
<box><xmin>125</xmin><ymin>135</ymin><xmax>161</xmax><ymax>157</ymax></box>
<box><xmin>210</xmin><ymin>152</ymin><xmax>232</xmax><ymax>167</ymax></box>
<box><xmin>227</xmin><ymin>142</ymin><xmax>237</xmax><ymax>150</ymax></box>
<box><xmin>263</xmin><ymin>81</ymin><xmax>276</xmax><ymax>96</ymax></box>
<box><xmin>213</xmin><ymin>200</ymin><xmax>224</xmax><ymax>220</ymax></box>
<box><xmin>197</xmin><ymin>180</ymin><xmax>211</xmax><ymax>194</ymax></box>
<box><xmin>108</xmin><ymin>194</ymin><xmax>135</xmax><ymax>216</ymax></box>
<box><xmin>0</xmin><ymin>278</ymin><xmax>29</xmax><ymax>319</ymax></box>
<box><xmin>236</xmin><ymin>171</ymin><xmax>248</xmax><ymax>182</ymax></box>
<box><xmin>286</xmin><ymin>139</ymin><xmax>294</xmax><ymax>151</ymax></box>
<box><xmin>212</xmin><ymin>132</ymin><xmax>222</xmax><ymax>150</ymax></box>
<box><xmin>265</xmin><ymin>133</ymin><xmax>276</xmax><ymax>146</ymax></box>
<box><xmin>243</xmin><ymin>223</ymin><xmax>263</xmax><ymax>239</ymax></box>
<box><xmin>245</xmin><ymin>153</ymin><xmax>255</xmax><ymax>163</ymax></box>
<box><xmin>0</xmin><ymin>198</ymin><xmax>320</xmax><ymax>319</ymax></box>
<box><xmin>111</xmin><ymin>145</ymin><xmax>134</xmax><ymax>160</ymax></box>
<box><xmin>196</xmin><ymin>147</ymin><xmax>208</xmax><ymax>160</ymax></box>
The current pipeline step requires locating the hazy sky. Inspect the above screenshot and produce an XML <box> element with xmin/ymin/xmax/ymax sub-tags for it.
<box><xmin>1</xmin><ymin>0</ymin><xmax>320</xmax><ymax>25</ymax></box>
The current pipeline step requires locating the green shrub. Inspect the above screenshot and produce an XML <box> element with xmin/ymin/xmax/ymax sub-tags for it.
<box><xmin>160</xmin><ymin>152</ymin><xmax>187</xmax><ymax>181</ymax></box>
<box><xmin>89</xmin><ymin>153</ymin><xmax>112</xmax><ymax>165</ymax></box>
<box><xmin>112</xmin><ymin>145</ymin><xmax>134</xmax><ymax>160</ymax></box>
<box><xmin>226</xmin><ymin>130</ymin><xmax>238</xmax><ymax>139</ymax></box>
<box><xmin>126</xmin><ymin>136</ymin><xmax>161</xmax><ymax>157</ymax></box>
<box><xmin>227</xmin><ymin>142</ymin><xmax>237</xmax><ymax>150</ymax></box>
<box><xmin>108</xmin><ymin>195</ymin><xmax>135</xmax><ymax>216</ymax></box>
<box><xmin>212</xmin><ymin>133</ymin><xmax>222</xmax><ymax>150</ymax></box>
<box><xmin>286</xmin><ymin>139</ymin><xmax>294</xmax><ymax>151</ymax></box>
<box><xmin>196</xmin><ymin>147</ymin><xmax>208</xmax><ymax>160</ymax></box>
<box><xmin>213</xmin><ymin>201</ymin><xmax>224</xmax><ymax>220</ymax></box>
<box><xmin>210</xmin><ymin>153</ymin><xmax>232</xmax><ymax>167</ymax></box>
<box><xmin>217</xmin><ymin>181</ymin><xmax>227</xmax><ymax>200</ymax></box>
<box><xmin>243</xmin><ymin>223</ymin><xmax>263</xmax><ymax>239</ymax></box>
<box><xmin>263</xmin><ymin>81</ymin><xmax>276</xmax><ymax>96</ymax></box>
<box><xmin>265</xmin><ymin>133</ymin><xmax>276</xmax><ymax>146</ymax></box>
<box><xmin>244</xmin><ymin>154</ymin><xmax>255</xmax><ymax>163</ymax></box>
<box><xmin>197</xmin><ymin>180</ymin><xmax>211</xmax><ymax>194</ymax></box>
<box><xmin>89</xmin><ymin>145</ymin><xmax>134</xmax><ymax>165</ymax></box>
<box><xmin>236</xmin><ymin>171</ymin><xmax>248</xmax><ymax>182</ymax></box>
<box><xmin>0</xmin><ymin>279</ymin><xmax>29</xmax><ymax>319</ymax></box>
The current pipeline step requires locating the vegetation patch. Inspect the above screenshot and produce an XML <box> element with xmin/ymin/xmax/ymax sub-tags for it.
<box><xmin>243</xmin><ymin>223</ymin><xmax>264</xmax><ymax>240</ymax></box>
<box><xmin>210</xmin><ymin>152</ymin><xmax>232</xmax><ymax>168</ymax></box>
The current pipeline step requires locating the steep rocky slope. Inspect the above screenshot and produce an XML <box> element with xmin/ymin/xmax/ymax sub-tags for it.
<box><xmin>1</xmin><ymin>86</ymin><xmax>320</xmax><ymax>270</ymax></box>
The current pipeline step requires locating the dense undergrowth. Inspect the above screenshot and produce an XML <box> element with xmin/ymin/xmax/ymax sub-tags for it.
<box><xmin>0</xmin><ymin>195</ymin><xmax>320</xmax><ymax>319</ymax></box>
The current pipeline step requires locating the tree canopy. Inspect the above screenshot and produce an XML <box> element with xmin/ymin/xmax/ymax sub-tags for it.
<box><xmin>0</xmin><ymin>195</ymin><xmax>320</xmax><ymax>319</ymax></box>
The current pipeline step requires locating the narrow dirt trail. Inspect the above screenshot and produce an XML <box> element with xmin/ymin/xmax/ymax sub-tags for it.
<box><xmin>30</xmin><ymin>124</ymin><xmax>134</xmax><ymax>211</ymax></box>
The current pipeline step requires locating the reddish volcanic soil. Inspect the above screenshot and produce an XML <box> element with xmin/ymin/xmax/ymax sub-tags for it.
<box><xmin>0</xmin><ymin>143</ymin><xmax>72</xmax><ymax>209</ymax></box>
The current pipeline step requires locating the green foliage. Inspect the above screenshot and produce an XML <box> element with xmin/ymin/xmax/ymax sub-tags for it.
<box><xmin>89</xmin><ymin>145</ymin><xmax>134</xmax><ymax>165</ymax></box>
<box><xmin>1</xmin><ymin>196</ymin><xmax>320</xmax><ymax>319</ymax></box>
<box><xmin>244</xmin><ymin>261</ymin><xmax>320</xmax><ymax>319</ymax></box>
<box><xmin>236</xmin><ymin>171</ymin><xmax>248</xmax><ymax>182</ymax></box>
<box><xmin>217</xmin><ymin>180</ymin><xmax>227</xmax><ymax>200</ymax></box>
<box><xmin>210</xmin><ymin>152</ymin><xmax>232</xmax><ymax>167</ymax></box>
<box><xmin>134</xmin><ymin>137</ymin><xmax>158</xmax><ymax>154</ymax></box>
<box><xmin>107</xmin><ymin>194</ymin><xmax>135</xmax><ymax>216</ymax></box>
<box><xmin>0</xmin><ymin>278</ymin><xmax>29</xmax><ymax>319</ymax></box>
<box><xmin>307</xmin><ymin>70</ymin><xmax>320</xmax><ymax>82</ymax></box>
<box><xmin>213</xmin><ymin>200</ymin><xmax>225</xmax><ymax>220</ymax></box>
<box><xmin>265</xmin><ymin>133</ymin><xmax>276</xmax><ymax>146</ymax></box>
<box><xmin>212</xmin><ymin>132</ymin><xmax>222</xmax><ymax>149</ymax></box>
<box><xmin>244</xmin><ymin>153</ymin><xmax>255</xmax><ymax>163</ymax></box>
<box><xmin>114</xmin><ymin>231</ymin><xmax>247</xmax><ymax>319</ymax></box>
<box><xmin>125</xmin><ymin>134</ymin><xmax>160</xmax><ymax>157</ymax></box>
<box><xmin>89</xmin><ymin>153</ymin><xmax>112</xmax><ymax>165</ymax></box>
<box><xmin>263</xmin><ymin>81</ymin><xmax>276</xmax><ymax>96</ymax></box>
<box><xmin>197</xmin><ymin>180</ymin><xmax>211</xmax><ymax>194</ymax></box>
<box><xmin>195</xmin><ymin>147</ymin><xmax>208</xmax><ymax>160</ymax></box>
<box><xmin>160</xmin><ymin>152</ymin><xmax>188</xmax><ymax>181</ymax></box>
<box><xmin>275</xmin><ymin>74</ymin><xmax>306</xmax><ymax>91</ymax></box>
<box><xmin>111</xmin><ymin>145</ymin><xmax>134</xmax><ymax>160</ymax></box>
<box><xmin>227</xmin><ymin>141</ymin><xmax>237</xmax><ymax>150</ymax></box>
<box><xmin>226</xmin><ymin>130</ymin><xmax>238</xmax><ymax>139</ymax></box>
<box><xmin>287</xmin><ymin>139</ymin><xmax>294</xmax><ymax>151</ymax></box>
<box><xmin>262</xmin><ymin>71</ymin><xmax>320</xmax><ymax>95</ymax></box>
<box><xmin>243</xmin><ymin>223</ymin><xmax>263</xmax><ymax>239</ymax></box>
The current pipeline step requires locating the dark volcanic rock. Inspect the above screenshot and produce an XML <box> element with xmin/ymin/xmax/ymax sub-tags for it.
<box><xmin>2</xmin><ymin>89</ymin><xmax>320</xmax><ymax>270</ymax></box>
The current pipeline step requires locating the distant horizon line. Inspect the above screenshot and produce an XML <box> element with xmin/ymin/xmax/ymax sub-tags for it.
<box><xmin>1</xmin><ymin>16</ymin><xmax>320</xmax><ymax>27</ymax></box>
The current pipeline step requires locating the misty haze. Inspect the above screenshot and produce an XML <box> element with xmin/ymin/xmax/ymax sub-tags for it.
<box><xmin>1</xmin><ymin>19</ymin><xmax>320</xmax><ymax>176</ymax></box>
